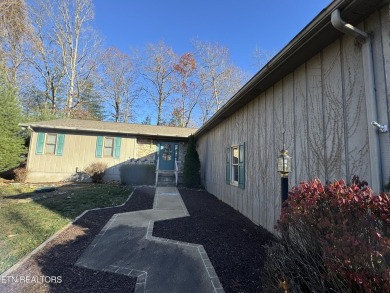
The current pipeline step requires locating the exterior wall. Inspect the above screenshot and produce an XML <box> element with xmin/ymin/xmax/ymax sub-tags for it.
<box><xmin>27</xmin><ymin>131</ymin><xmax>137</xmax><ymax>182</ymax></box>
<box><xmin>135</xmin><ymin>138</ymin><xmax>157</xmax><ymax>162</ymax></box>
<box><xmin>26</xmin><ymin>131</ymin><xmax>189</xmax><ymax>183</ymax></box>
<box><xmin>197</xmin><ymin>7</ymin><xmax>390</xmax><ymax>233</ymax></box>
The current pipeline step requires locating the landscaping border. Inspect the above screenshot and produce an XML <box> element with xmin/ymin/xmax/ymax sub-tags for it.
<box><xmin>1</xmin><ymin>189</ymin><xmax>136</xmax><ymax>278</ymax></box>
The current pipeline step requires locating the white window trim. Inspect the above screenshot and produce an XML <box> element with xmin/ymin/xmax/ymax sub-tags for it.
<box><xmin>45</xmin><ymin>133</ymin><xmax>57</xmax><ymax>155</ymax></box>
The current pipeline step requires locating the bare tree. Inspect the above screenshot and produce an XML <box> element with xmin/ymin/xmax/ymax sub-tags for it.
<box><xmin>25</xmin><ymin>0</ymin><xmax>66</xmax><ymax>111</ymax></box>
<box><xmin>140</xmin><ymin>41</ymin><xmax>177</xmax><ymax>125</ymax></box>
<box><xmin>50</xmin><ymin>0</ymin><xmax>99</xmax><ymax>113</ymax></box>
<box><xmin>0</xmin><ymin>0</ymin><xmax>32</xmax><ymax>85</ymax></box>
<box><xmin>25</xmin><ymin>0</ymin><xmax>100</xmax><ymax>115</ymax></box>
<box><xmin>192</xmin><ymin>40</ymin><xmax>246</xmax><ymax>124</ymax></box>
<box><xmin>100</xmin><ymin>47</ymin><xmax>136</xmax><ymax>122</ymax></box>
<box><xmin>170</xmin><ymin>52</ymin><xmax>202</xmax><ymax>127</ymax></box>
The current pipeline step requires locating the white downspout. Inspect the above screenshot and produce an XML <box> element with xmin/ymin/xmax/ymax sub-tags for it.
<box><xmin>331</xmin><ymin>9</ymin><xmax>383</xmax><ymax>192</ymax></box>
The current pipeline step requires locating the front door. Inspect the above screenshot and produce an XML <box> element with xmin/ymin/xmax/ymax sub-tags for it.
<box><xmin>158</xmin><ymin>142</ymin><xmax>176</xmax><ymax>170</ymax></box>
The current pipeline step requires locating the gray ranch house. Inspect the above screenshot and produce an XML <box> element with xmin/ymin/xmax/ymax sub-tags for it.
<box><xmin>22</xmin><ymin>0</ymin><xmax>390</xmax><ymax>233</ymax></box>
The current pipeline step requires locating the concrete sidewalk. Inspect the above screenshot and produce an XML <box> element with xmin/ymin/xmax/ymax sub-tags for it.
<box><xmin>76</xmin><ymin>187</ymin><xmax>224</xmax><ymax>293</ymax></box>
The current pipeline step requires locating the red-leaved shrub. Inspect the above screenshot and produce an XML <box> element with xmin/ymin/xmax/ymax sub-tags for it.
<box><xmin>263</xmin><ymin>179</ymin><xmax>390</xmax><ymax>293</ymax></box>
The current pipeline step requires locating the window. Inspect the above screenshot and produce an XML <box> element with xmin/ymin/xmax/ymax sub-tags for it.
<box><xmin>174</xmin><ymin>144</ymin><xmax>179</xmax><ymax>161</ymax></box>
<box><xmin>231</xmin><ymin>146</ymin><xmax>239</xmax><ymax>185</ymax></box>
<box><xmin>104</xmin><ymin>137</ymin><xmax>114</xmax><ymax>157</ymax></box>
<box><xmin>162</xmin><ymin>143</ymin><xmax>172</xmax><ymax>160</ymax></box>
<box><xmin>35</xmin><ymin>132</ymin><xmax>65</xmax><ymax>156</ymax></box>
<box><xmin>95</xmin><ymin>136</ymin><xmax>121</xmax><ymax>158</ymax></box>
<box><xmin>45</xmin><ymin>133</ymin><xmax>57</xmax><ymax>154</ymax></box>
<box><xmin>226</xmin><ymin>143</ymin><xmax>245</xmax><ymax>189</ymax></box>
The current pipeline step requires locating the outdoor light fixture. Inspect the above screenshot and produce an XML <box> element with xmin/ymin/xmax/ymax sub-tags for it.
<box><xmin>277</xmin><ymin>147</ymin><xmax>291</xmax><ymax>203</ymax></box>
<box><xmin>277</xmin><ymin>147</ymin><xmax>291</xmax><ymax>177</ymax></box>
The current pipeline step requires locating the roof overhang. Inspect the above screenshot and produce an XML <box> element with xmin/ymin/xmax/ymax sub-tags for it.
<box><xmin>19</xmin><ymin>123</ymin><xmax>194</xmax><ymax>140</ymax></box>
<box><xmin>194</xmin><ymin>0</ymin><xmax>389</xmax><ymax>138</ymax></box>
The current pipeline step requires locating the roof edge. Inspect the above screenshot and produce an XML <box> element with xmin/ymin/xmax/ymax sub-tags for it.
<box><xmin>194</xmin><ymin>0</ymin><xmax>385</xmax><ymax>138</ymax></box>
<box><xmin>19</xmin><ymin>122</ymin><xmax>196</xmax><ymax>139</ymax></box>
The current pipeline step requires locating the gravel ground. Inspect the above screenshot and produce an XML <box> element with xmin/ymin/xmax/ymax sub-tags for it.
<box><xmin>0</xmin><ymin>187</ymin><xmax>155</xmax><ymax>293</ymax></box>
<box><xmin>153</xmin><ymin>188</ymin><xmax>275</xmax><ymax>293</ymax></box>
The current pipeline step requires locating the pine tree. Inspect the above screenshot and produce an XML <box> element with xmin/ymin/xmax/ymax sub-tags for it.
<box><xmin>0</xmin><ymin>67</ymin><xmax>26</xmax><ymax>172</ymax></box>
<box><xmin>183</xmin><ymin>135</ymin><xmax>201</xmax><ymax>187</ymax></box>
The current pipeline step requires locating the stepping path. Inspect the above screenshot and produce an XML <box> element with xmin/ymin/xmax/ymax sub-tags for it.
<box><xmin>76</xmin><ymin>187</ymin><xmax>224</xmax><ymax>293</ymax></box>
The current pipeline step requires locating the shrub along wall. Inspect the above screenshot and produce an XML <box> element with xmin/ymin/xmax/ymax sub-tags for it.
<box><xmin>119</xmin><ymin>164</ymin><xmax>155</xmax><ymax>186</ymax></box>
<box><xmin>263</xmin><ymin>179</ymin><xmax>390</xmax><ymax>293</ymax></box>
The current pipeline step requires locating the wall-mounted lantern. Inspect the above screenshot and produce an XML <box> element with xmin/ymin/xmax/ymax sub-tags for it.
<box><xmin>277</xmin><ymin>147</ymin><xmax>291</xmax><ymax>203</ymax></box>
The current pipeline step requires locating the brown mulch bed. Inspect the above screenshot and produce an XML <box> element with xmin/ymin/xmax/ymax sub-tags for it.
<box><xmin>153</xmin><ymin>188</ymin><xmax>276</xmax><ymax>293</ymax></box>
<box><xmin>0</xmin><ymin>187</ymin><xmax>155</xmax><ymax>293</ymax></box>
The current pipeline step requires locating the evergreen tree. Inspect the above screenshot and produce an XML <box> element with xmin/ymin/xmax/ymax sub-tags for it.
<box><xmin>183</xmin><ymin>135</ymin><xmax>201</xmax><ymax>187</ymax></box>
<box><xmin>0</xmin><ymin>67</ymin><xmax>26</xmax><ymax>172</ymax></box>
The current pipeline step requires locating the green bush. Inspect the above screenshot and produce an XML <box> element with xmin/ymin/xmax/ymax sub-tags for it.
<box><xmin>119</xmin><ymin>164</ymin><xmax>155</xmax><ymax>186</ymax></box>
<box><xmin>0</xmin><ymin>67</ymin><xmax>26</xmax><ymax>172</ymax></box>
<box><xmin>263</xmin><ymin>179</ymin><xmax>390</xmax><ymax>293</ymax></box>
<box><xmin>84</xmin><ymin>162</ymin><xmax>107</xmax><ymax>183</ymax></box>
<box><xmin>183</xmin><ymin>135</ymin><xmax>200</xmax><ymax>188</ymax></box>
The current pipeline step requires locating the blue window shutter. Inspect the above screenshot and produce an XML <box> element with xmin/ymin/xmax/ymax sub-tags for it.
<box><xmin>239</xmin><ymin>143</ymin><xmax>245</xmax><ymax>189</ymax></box>
<box><xmin>226</xmin><ymin>147</ymin><xmax>231</xmax><ymax>184</ymax></box>
<box><xmin>114</xmin><ymin>137</ymin><xmax>121</xmax><ymax>158</ymax></box>
<box><xmin>55</xmin><ymin>134</ymin><xmax>65</xmax><ymax>156</ymax></box>
<box><xmin>96</xmin><ymin>136</ymin><xmax>103</xmax><ymax>158</ymax></box>
<box><xmin>35</xmin><ymin>132</ymin><xmax>45</xmax><ymax>155</ymax></box>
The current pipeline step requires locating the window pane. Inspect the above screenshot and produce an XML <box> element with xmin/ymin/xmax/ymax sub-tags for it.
<box><xmin>233</xmin><ymin>165</ymin><xmax>239</xmax><ymax>182</ymax></box>
<box><xmin>174</xmin><ymin>145</ymin><xmax>179</xmax><ymax>160</ymax></box>
<box><xmin>232</xmin><ymin>147</ymin><xmax>238</xmax><ymax>164</ymax></box>
<box><xmin>162</xmin><ymin>144</ymin><xmax>172</xmax><ymax>160</ymax></box>
<box><xmin>46</xmin><ymin>134</ymin><xmax>57</xmax><ymax>144</ymax></box>
<box><xmin>105</xmin><ymin>137</ymin><xmax>114</xmax><ymax>147</ymax></box>
<box><xmin>104</xmin><ymin>147</ymin><xmax>112</xmax><ymax>157</ymax></box>
<box><xmin>46</xmin><ymin>144</ymin><xmax>55</xmax><ymax>154</ymax></box>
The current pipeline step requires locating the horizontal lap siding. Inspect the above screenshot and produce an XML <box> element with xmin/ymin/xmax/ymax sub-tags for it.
<box><xmin>197</xmin><ymin>9</ymin><xmax>389</xmax><ymax>233</ymax></box>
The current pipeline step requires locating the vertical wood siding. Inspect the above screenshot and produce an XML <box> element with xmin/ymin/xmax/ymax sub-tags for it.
<box><xmin>197</xmin><ymin>8</ymin><xmax>390</xmax><ymax>233</ymax></box>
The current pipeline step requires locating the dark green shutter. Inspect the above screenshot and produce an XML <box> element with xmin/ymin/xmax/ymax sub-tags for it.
<box><xmin>114</xmin><ymin>137</ymin><xmax>121</xmax><ymax>158</ymax></box>
<box><xmin>239</xmin><ymin>143</ymin><xmax>245</xmax><ymax>189</ymax></box>
<box><xmin>56</xmin><ymin>134</ymin><xmax>65</xmax><ymax>156</ymax></box>
<box><xmin>35</xmin><ymin>132</ymin><xmax>45</xmax><ymax>155</ymax></box>
<box><xmin>96</xmin><ymin>136</ymin><xmax>103</xmax><ymax>158</ymax></box>
<box><xmin>226</xmin><ymin>147</ymin><xmax>231</xmax><ymax>184</ymax></box>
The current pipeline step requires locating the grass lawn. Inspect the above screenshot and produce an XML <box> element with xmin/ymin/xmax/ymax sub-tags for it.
<box><xmin>0</xmin><ymin>183</ymin><xmax>132</xmax><ymax>274</ymax></box>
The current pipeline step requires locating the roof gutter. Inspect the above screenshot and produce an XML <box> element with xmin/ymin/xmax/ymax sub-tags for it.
<box><xmin>194</xmin><ymin>0</ymin><xmax>344</xmax><ymax>138</ymax></box>
<box><xmin>331</xmin><ymin>9</ymin><xmax>386</xmax><ymax>192</ymax></box>
<box><xmin>20</xmin><ymin>124</ymin><xmax>192</xmax><ymax>139</ymax></box>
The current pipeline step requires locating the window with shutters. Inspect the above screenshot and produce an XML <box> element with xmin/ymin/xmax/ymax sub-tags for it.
<box><xmin>95</xmin><ymin>136</ymin><xmax>121</xmax><ymax>158</ymax></box>
<box><xmin>36</xmin><ymin>132</ymin><xmax>65</xmax><ymax>156</ymax></box>
<box><xmin>226</xmin><ymin>143</ymin><xmax>245</xmax><ymax>189</ymax></box>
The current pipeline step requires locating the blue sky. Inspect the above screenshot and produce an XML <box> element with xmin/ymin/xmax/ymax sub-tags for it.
<box><xmin>93</xmin><ymin>0</ymin><xmax>332</xmax><ymax>75</ymax></box>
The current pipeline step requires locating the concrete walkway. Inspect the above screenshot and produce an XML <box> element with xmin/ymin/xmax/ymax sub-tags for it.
<box><xmin>76</xmin><ymin>187</ymin><xmax>224</xmax><ymax>293</ymax></box>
